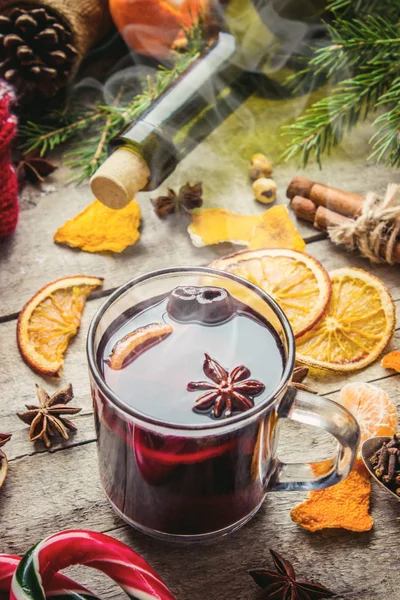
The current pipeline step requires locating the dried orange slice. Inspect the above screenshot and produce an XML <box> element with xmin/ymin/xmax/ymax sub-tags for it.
<box><xmin>17</xmin><ymin>276</ymin><xmax>103</xmax><ymax>376</ymax></box>
<box><xmin>338</xmin><ymin>382</ymin><xmax>398</xmax><ymax>444</ymax></box>
<box><xmin>108</xmin><ymin>323</ymin><xmax>173</xmax><ymax>369</ymax></box>
<box><xmin>210</xmin><ymin>248</ymin><xmax>331</xmax><ymax>338</ymax></box>
<box><xmin>296</xmin><ymin>268</ymin><xmax>396</xmax><ymax>372</ymax></box>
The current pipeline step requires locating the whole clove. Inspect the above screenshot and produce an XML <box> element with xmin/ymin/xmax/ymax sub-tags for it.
<box><xmin>371</xmin><ymin>434</ymin><xmax>400</xmax><ymax>496</ymax></box>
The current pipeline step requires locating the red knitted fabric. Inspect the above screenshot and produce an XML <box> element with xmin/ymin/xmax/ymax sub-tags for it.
<box><xmin>0</xmin><ymin>81</ymin><xmax>18</xmax><ymax>238</ymax></box>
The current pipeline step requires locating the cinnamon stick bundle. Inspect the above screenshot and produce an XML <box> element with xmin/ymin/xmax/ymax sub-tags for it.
<box><xmin>287</xmin><ymin>176</ymin><xmax>364</xmax><ymax>218</ymax></box>
<box><xmin>288</xmin><ymin>178</ymin><xmax>400</xmax><ymax>264</ymax></box>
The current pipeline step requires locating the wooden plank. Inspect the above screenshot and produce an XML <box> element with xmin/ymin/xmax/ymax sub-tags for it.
<box><xmin>1</xmin><ymin>90</ymin><xmax>399</xmax><ymax>318</ymax></box>
<box><xmin>1</xmin><ymin>373</ymin><xmax>399</xmax><ymax>600</ymax></box>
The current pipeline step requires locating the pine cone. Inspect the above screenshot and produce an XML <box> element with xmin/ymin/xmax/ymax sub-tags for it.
<box><xmin>0</xmin><ymin>6</ymin><xmax>78</xmax><ymax>104</ymax></box>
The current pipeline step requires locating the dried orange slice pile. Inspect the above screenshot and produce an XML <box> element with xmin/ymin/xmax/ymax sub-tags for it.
<box><xmin>17</xmin><ymin>275</ymin><xmax>103</xmax><ymax>376</ymax></box>
<box><xmin>338</xmin><ymin>382</ymin><xmax>398</xmax><ymax>444</ymax></box>
<box><xmin>211</xmin><ymin>248</ymin><xmax>331</xmax><ymax>338</ymax></box>
<box><xmin>108</xmin><ymin>323</ymin><xmax>173</xmax><ymax>369</ymax></box>
<box><xmin>296</xmin><ymin>268</ymin><xmax>396</xmax><ymax>372</ymax></box>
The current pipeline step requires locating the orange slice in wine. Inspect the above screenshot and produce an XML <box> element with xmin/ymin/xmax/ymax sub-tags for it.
<box><xmin>108</xmin><ymin>323</ymin><xmax>174</xmax><ymax>370</ymax></box>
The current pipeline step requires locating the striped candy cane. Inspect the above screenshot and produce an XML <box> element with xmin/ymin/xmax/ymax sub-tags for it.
<box><xmin>11</xmin><ymin>530</ymin><xmax>176</xmax><ymax>600</ymax></box>
<box><xmin>0</xmin><ymin>555</ymin><xmax>99</xmax><ymax>599</ymax></box>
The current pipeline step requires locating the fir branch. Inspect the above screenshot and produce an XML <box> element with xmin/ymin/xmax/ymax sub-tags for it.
<box><xmin>18</xmin><ymin>19</ymin><xmax>205</xmax><ymax>182</ymax></box>
<box><xmin>282</xmin><ymin>5</ymin><xmax>400</xmax><ymax>168</ymax></box>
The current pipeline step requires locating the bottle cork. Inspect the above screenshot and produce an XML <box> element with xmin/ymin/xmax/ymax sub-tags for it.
<box><xmin>90</xmin><ymin>148</ymin><xmax>150</xmax><ymax>209</ymax></box>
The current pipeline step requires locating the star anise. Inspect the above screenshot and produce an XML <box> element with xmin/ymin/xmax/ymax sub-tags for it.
<box><xmin>291</xmin><ymin>365</ymin><xmax>318</xmax><ymax>395</ymax></box>
<box><xmin>249</xmin><ymin>549</ymin><xmax>334</xmax><ymax>600</ymax></box>
<box><xmin>0</xmin><ymin>433</ymin><xmax>12</xmax><ymax>488</ymax></box>
<box><xmin>187</xmin><ymin>353</ymin><xmax>265</xmax><ymax>418</ymax></box>
<box><xmin>151</xmin><ymin>182</ymin><xmax>203</xmax><ymax>218</ymax></box>
<box><xmin>14</xmin><ymin>150</ymin><xmax>57</xmax><ymax>187</ymax></box>
<box><xmin>17</xmin><ymin>384</ymin><xmax>81</xmax><ymax>448</ymax></box>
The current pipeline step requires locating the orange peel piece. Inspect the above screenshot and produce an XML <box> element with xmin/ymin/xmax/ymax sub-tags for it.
<box><xmin>17</xmin><ymin>275</ymin><xmax>103</xmax><ymax>376</ymax></box>
<box><xmin>381</xmin><ymin>350</ymin><xmax>400</xmax><ymax>372</ymax></box>
<box><xmin>54</xmin><ymin>199</ymin><xmax>141</xmax><ymax>253</ymax></box>
<box><xmin>108</xmin><ymin>323</ymin><xmax>173</xmax><ymax>370</ymax></box>
<box><xmin>290</xmin><ymin>458</ymin><xmax>373</xmax><ymax>532</ymax></box>
<box><xmin>187</xmin><ymin>209</ymin><xmax>262</xmax><ymax>247</ymax></box>
<box><xmin>248</xmin><ymin>205</ymin><xmax>306</xmax><ymax>251</ymax></box>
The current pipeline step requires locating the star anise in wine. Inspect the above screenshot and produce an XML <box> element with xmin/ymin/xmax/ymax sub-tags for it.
<box><xmin>15</xmin><ymin>150</ymin><xmax>57</xmax><ymax>187</ymax></box>
<box><xmin>249</xmin><ymin>549</ymin><xmax>334</xmax><ymax>600</ymax></box>
<box><xmin>151</xmin><ymin>182</ymin><xmax>203</xmax><ymax>218</ymax></box>
<box><xmin>17</xmin><ymin>384</ymin><xmax>81</xmax><ymax>448</ymax></box>
<box><xmin>187</xmin><ymin>353</ymin><xmax>265</xmax><ymax>418</ymax></box>
<box><xmin>0</xmin><ymin>433</ymin><xmax>12</xmax><ymax>488</ymax></box>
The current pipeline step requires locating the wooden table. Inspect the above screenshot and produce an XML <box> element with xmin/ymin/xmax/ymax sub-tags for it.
<box><xmin>0</xmin><ymin>87</ymin><xmax>399</xmax><ymax>600</ymax></box>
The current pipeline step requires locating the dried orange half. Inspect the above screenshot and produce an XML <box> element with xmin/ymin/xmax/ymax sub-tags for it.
<box><xmin>210</xmin><ymin>248</ymin><xmax>331</xmax><ymax>338</ymax></box>
<box><xmin>17</xmin><ymin>275</ymin><xmax>103</xmax><ymax>376</ymax></box>
<box><xmin>338</xmin><ymin>382</ymin><xmax>398</xmax><ymax>444</ymax></box>
<box><xmin>296</xmin><ymin>268</ymin><xmax>396</xmax><ymax>372</ymax></box>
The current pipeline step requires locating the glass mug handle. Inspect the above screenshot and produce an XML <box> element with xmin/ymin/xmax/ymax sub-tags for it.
<box><xmin>271</xmin><ymin>387</ymin><xmax>360</xmax><ymax>492</ymax></box>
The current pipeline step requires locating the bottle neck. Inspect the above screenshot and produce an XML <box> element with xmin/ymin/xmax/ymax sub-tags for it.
<box><xmin>110</xmin><ymin>32</ymin><xmax>238</xmax><ymax>190</ymax></box>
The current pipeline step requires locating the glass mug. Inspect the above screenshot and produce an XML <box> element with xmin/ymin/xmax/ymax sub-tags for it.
<box><xmin>87</xmin><ymin>267</ymin><xmax>360</xmax><ymax>541</ymax></box>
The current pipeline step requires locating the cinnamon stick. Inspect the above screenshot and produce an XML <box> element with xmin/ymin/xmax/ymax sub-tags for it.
<box><xmin>287</xmin><ymin>176</ymin><xmax>364</xmax><ymax>219</ymax></box>
<box><xmin>291</xmin><ymin>195</ymin><xmax>400</xmax><ymax>263</ymax></box>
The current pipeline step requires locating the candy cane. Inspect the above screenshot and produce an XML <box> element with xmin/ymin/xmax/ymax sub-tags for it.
<box><xmin>0</xmin><ymin>555</ymin><xmax>99</xmax><ymax>599</ymax></box>
<box><xmin>11</xmin><ymin>530</ymin><xmax>176</xmax><ymax>600</ymax></box>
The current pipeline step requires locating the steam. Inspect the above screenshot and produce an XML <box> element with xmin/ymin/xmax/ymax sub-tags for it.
<box><xmin>70</xmin><ymin>1</ymin><xmax>331</xmax><ymax>170</ymax></box>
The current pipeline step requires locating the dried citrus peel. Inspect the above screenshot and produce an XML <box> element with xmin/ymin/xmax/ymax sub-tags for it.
<box><xmin>17</xmin><ymin>276</ymin><xmax>103</xmax><ymax>376</ymax></box>
<box><xmin>188</xmin><ymin>209</ymin><xmax>261</xmax><ymax>247</ymax></box>
<box><xmin>108</xmin><ymin>323</ymin><xmax>174</xmax><ymax>370</ymax></box>
<box><xmin>187</xmin><ymin>205</ymin><xmax>305</xmax><ymax>250</ymax></box>
<box><xmin>54</xmin><ymin>199</ymin><xmax>141</xmax><ymax>253</ymax></box>
<box><xmin>248</xmin><ymin>205</ymin><xmax>305</xmax><ymax>251</ymax></box>
<box><xmin>290</xmin><ymin>458</ymin><xmax>373</xmax><ymax>532</ymax></box>
<box><xmin>381</xmin><ymin>350</ymin><xmax>400</xmax><ymax>372</ymax></box>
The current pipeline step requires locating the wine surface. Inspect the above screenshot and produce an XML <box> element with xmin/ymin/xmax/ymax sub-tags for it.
<box><xmin>99</xmin><ymin>286</ymin><xmax>284</xmax><ymax>426</ymax></box>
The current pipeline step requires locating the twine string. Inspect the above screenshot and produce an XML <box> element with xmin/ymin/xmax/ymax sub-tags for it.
<box><xmin>329</xmin><ymin>183</ymin><xmax>400</xmax><ymax>264</ymax></box>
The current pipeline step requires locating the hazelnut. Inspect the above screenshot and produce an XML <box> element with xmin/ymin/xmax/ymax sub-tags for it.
<box><xmin>252</xmin><ymin>178</ymin><xmax>277</xmax><ymax>204</ymax></box>
<box><xmin>249</xmin><ymin>153</ymin><xmax>273</xmax><ymax>180</ymax></box>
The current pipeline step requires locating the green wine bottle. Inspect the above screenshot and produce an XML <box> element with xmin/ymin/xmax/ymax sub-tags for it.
<box><xmin>91</xmin><ymin>32</ymin><xmax>241</xmax><ymax>208</ymax></box>
<box><xmin>90</xmin><ymin>0</ymin><xmax>323</xmax><ymax>209</ymax></box>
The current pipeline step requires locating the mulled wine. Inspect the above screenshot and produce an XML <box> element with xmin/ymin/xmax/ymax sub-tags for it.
<box><xmin>88</xmin><ymin>267</ymin><xmax>360</xmax><ymax>540</ymax></box>
<box><xmin>94</xmin><ymin>284</ymin><xmax>284</xmax><ymax>537</ymax></box>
